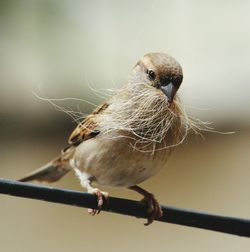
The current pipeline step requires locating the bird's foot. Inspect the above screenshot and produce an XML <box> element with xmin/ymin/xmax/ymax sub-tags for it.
<box><xmin>141</xmin><ymin>193</ymin><xmax>163</xmax><ymax>225</ymax></box>
<box><xmin>129</xmin><ymin>185</ymin><xmax>163</xmax><ymax>225</ymax></box>
<box><xmin>87</xmin><ymin>188</ymin><xmax>109</xmax><ymax>216</ymax></box>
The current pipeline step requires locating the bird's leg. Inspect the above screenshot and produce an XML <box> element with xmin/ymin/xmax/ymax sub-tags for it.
<box><xmin>74</xmin><ymin>167</ymin><xmax>109</xmax><ymax>215</ymax></box>
<box><xmin>129</xmin><ymin>185</ymin><xmax>163</xmax><ymax>225</ymax></box>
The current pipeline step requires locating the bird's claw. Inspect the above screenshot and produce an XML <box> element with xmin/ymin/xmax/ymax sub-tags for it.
<box><xmin>141</xmin><ymin>194</ymin><xmax>163</xmax><ymax>225</ymax></box>
<box><xmin>87</xmin><ymin>188</ymin><xmax>109</xmax><ymax>216</ymax></box>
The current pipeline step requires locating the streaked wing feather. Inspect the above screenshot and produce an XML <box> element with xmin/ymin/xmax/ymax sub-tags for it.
<box><xmin>68</xmin><ymin>102</ymin><xmax>109</xmax><ymax>146</ymax></box>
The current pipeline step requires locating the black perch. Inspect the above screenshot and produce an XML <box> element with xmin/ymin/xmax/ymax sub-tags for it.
<box><xmin>0</xmin><ymin>178</ymin><xmax>249</xmax><ymax>237</ymax></box>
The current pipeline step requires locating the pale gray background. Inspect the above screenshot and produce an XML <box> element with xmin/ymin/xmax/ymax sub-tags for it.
<box><xmin>0</xmin><ymin>1</ymin><xmax>249</xmax><ymax>251</ymax></box>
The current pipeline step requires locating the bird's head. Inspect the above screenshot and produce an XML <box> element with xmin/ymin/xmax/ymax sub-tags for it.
<box><xmin>130</xmin><ymin>52</ymin><xmax>183</xmax><ymax>104</ymax></box>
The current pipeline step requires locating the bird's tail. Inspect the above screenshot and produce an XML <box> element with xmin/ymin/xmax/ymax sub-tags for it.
<box><xmin>19</xmin><ymin>147</ymin><xmax>74</xmax><ymax>183</ymax></box>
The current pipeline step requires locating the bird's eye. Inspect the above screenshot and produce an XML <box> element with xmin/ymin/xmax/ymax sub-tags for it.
<box><xmin>147</xmin><ymin>69</ymin><xmax>156</xmax><ymax>81</ymax></box>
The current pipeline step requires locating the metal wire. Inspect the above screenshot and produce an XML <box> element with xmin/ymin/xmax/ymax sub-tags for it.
<box><xmin>0</xmin><ymin>178</ymin><xmax>249</xmax><ymax>237</ymax></box>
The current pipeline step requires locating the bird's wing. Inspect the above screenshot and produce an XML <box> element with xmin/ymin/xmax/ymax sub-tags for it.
<box><xmin>68</xmin><ymin>102</ymin><xmax>109</xmax><ymax>146</ymax></box>
<box><xmin>19</xmin><ymin>102</ymin><xmax>109</xmax><ymax>183</ymax></box>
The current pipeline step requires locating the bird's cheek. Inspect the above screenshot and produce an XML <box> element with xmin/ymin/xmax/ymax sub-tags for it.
<box><xmin>153</xmin><ymin>81</ymin><xmax>161</xmax><ymax>89</ymax></box>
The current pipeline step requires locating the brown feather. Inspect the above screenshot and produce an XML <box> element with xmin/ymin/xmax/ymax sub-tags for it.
<box><xmin>68</xmin><ymin>102</ymin><xmax>109</xmax><ymax>146</ymax></box>
<box><xmin>19</xmin><ymin>146</ymin><xmax>75</xmax><ymax>183</ymax></box>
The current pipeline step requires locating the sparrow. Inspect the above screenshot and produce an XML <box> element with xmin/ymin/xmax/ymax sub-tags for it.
<box><xmin>19</xmin><ymin>52</ymin><xmax>185</xmax><ymax>225</ymax></box>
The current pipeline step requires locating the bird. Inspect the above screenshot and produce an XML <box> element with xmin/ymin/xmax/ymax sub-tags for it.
<box><xmin>19</xmin><ymin>52</ymin><xmax>186</xmax><ymax>225</ymax></box>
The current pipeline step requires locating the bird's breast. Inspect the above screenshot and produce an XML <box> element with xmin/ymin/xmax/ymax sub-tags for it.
<box><xmin>73</xmin><ymin>131</ymin><xmax>172</xmax><ymax>187</ymax></box>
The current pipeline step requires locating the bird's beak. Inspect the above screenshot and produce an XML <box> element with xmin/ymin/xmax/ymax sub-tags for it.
<box><xmin>160</xmin><ymin>82</ymin><xmax>177</xmax><ymax>103</ymax></box>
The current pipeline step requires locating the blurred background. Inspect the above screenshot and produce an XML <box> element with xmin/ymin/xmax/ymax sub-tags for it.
<box><xmin>0</xmin><ymin>0</ymin><xmax>250</xmax><ymax>251</ymax></box>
